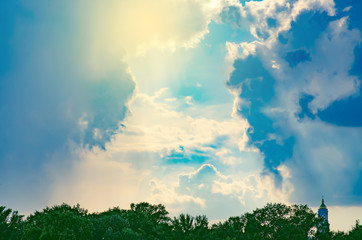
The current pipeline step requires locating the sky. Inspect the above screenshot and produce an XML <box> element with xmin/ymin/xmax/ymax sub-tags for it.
<box><xmin>1</xmin><ymin>0</ymin><xmax>362</xmax><ymax>232</ymax></box>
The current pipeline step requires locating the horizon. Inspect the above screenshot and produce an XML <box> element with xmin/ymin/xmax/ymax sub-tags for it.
<box><xmin>3</xmin><ymin>198</ymin><xmax>360</xmax><ymax>233</ymax></box>
<box><xmin>1</xmin><ymin>0</ymin><xmax>362</xmax><ymax>233</ymax></box>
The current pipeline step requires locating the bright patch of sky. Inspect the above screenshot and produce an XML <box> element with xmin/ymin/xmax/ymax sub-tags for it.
<box><xmin>128</xmin><ymin>21</ymin><xmax>254</xmax><ymax>109</ymax></box>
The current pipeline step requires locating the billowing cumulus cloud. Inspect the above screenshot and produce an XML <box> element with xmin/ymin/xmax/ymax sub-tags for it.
<box><xmin>48</xmin><ymin>90</ymin><xmax>257</xmax><ymax>213</ymax></box>
<box><xmin>47</xmin><ymin>87</ymin><xmax>300</xmax><ymax>220</ymax></box>
<box><xmin>224</xmin><ymin>0</ymin><xmax>362</xmax><ymax>206</ymax></box>
<box><xmin>0</xmin><ymin>0</ymin><xmax>224</xmax><ymax>211</ymax></box>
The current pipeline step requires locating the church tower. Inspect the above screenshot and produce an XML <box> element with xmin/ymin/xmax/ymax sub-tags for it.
<box><xmin>318</xmin><ymin>197</ymin><xmax>329</xmax><ymax>231</ymax></box>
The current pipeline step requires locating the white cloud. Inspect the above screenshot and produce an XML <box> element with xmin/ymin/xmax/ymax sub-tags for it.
<box><xmin>291</xmin><ymin>0</ymin><xmax>335</xmax><ymax>18</ymax></box>
<box><xmin>150</xmin><ymin>179</ymin><xmax>207</xmax><ymax>212</ymax></box>
<box><xmin>343</xmin><ymin>6</ymin><xmax>352</xmax><ymax>12</ymax></box>
<box><xmin>108</xmin><ymin>89</ymin><xmax>249</xmax><ymax>154</ymax></box>
<box><xmin>223</xmin><ymin>0</ymin><xmax>336</xmax><ymax>47</ymax></box>
<box><xmin>305</xmin><ymin>17</ymin><xmax>361</xmax><ymax>111</ymax></box>
<box><xmin>174</xmin><ymin>163</ymin><xmax>293</xmax><ymax>216</ymax></box>
<box><xmin>48</xmin><ymin>88</ymin><xmax>255</xmax><ymax>212</ymax></box>
<box><xmin>47</xmin><ymin>84</ymin><xmax>296</xmax><ymax>220</ymax></box>
<box><xmin>223</xmin><ymin>0</ymin><xmax>362</xmax><ymax>216</ymax></box>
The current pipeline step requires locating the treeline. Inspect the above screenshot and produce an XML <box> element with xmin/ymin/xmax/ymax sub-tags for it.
<box><xmin>1</xmin><ymin>202</ymin><xmax>361</xmax><ymax>240</ymax></box>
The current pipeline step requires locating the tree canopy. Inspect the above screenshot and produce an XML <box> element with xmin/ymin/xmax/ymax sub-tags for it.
<box><xmin>0</xmin><ymin>202</ymin><xmax>360</xmax><ymax>240</ymax></box>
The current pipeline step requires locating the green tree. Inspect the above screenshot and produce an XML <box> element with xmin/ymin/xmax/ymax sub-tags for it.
<box><xmin>172</xmin><ymin>214</ymin><xmax>194</xmax><ymax>233</ymax></box>
<box><xmin>348</xmin><ymin>220</ymin><xmax>362</xmax><ymax>240</ymax></box>
<box><xmin>289</xmin><ymin>204</ymin><xmax>319</xmax><ymax>239</ymax></box>
<box><xmin>210</xmin><ymin>216</ymin><xmax>246</xmax><ymax>240</ymax></box>
<box><xmin>171</xmin><ymin>213</ymin><xmax>194</xmax><ymax>239</ymax></box>
<box><xmin>23</xmin><ymin>203</ymin><xmax>94</xmax><ymax>240</ymax></box>
<box><xmin>130</xmin><ymin>202</ymin><xmax>170</xmax><ymax>225</ymax></box>
<box><xmin>332</xmin><ymin>231</ymin><xmax>348</xmax><ymax>240</ymax></box>
<box><xmin>243</xmin><ymin>203</ymin><xmax>319</xmax><ymax>240</ymax></box>
<box><xmin>121</xmin><ymin>202</ymin><xmax>171</xmax><ymax>239</ymax></box>
<box><xmin>89</xmin><ymin>207</ymin><xmax>140</xmax><ymax>240</ymax></box>
<box><xmin>170</xmin><ymin>214</ymin><xmax>211</xmax><ymax>240</ymax></box>
<box><xmin>0</xmin><ymin>206</ymin><xmax>24</xmax><ymax>240</ymax></box>
<box><xmin>193</xmin><ymin>215</ymin><xmax>209</xmax><ymax>238</ymax></box>
<box><xmin>4</xmin><ymin>201</ymin><xmax>361</xmax><ymax>240</ymax></box>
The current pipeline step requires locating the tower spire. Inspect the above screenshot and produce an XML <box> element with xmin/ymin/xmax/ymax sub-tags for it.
<box><xmin>319</xmin><ymin>196</ymin><xmax>326</xmax><ymax>209</ymax></box>
<box><xmin>318</xmin><ymin>196</ymin><xmax>329</xmax><ymax>231</ymax></box>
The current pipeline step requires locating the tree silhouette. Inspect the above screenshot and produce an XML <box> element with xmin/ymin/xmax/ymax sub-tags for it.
<box><xmin>0</xmin><ymin>206</ymin><xmax>24</xmax><ymax>240</ymax></box>
<box><xmin>23</xmin><ymin>203</ymin><xmax>93</xmax><ymax>240</ymax></box>
<box><xmin>1</xmin><ymin>202</ymin><xmax>361</xmax><ymax>240</ymax></box>
<box><xmin>347</xmin><ymin>220</ymin><xmax>362</xmax><ymax>240</ymax></box>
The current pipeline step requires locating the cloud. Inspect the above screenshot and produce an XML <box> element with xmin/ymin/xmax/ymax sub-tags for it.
<box><xmin>0</xmin><ymin>0</ymin><xmax>229</xmax><ymax>212</ymax></box>
<box><xmin>310</xmin><ymin>0</ymin><xmax>362</xmax><ymax>128</ymax></box>
<box><xmin>162</xmin><ymin>163</ymin><xmax>293</xmax><ymax>218</ymax></box>
<box><xmin>0</xmin><ymin>2</ymin><xmax>136</xmax><ymax>210</ymax></box>
<box><xmin>45</xmin><ymin>88</ymin><xmax>249</xmax><ymax>207</ymax></box>
<box><xmin>221</xmin><ymin>0</ymin><xmax>336</xmax><ymax>44</ymax></box>
<box><xmin>224</xmin><ymin>0</ymin><xmax>362</xmax><ymax>206</ymax></box>
<box><xmin>47</xmin><ymin>88</ymin><xmax>295</xmax><ymax>219</ymax></box>
<box><xmin>107</xmin><ymin>90</ymin><xmax>249</xmax><ymax>157</ymax></box>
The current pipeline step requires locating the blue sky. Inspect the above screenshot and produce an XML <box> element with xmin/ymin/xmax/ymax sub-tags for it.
<box><xmin>1</xmin><ymin>0</ymin><xmax>362</xmax><ymax>231</ymax></box>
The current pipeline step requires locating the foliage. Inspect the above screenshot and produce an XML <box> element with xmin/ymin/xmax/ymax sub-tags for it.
<box><xmin>1</xmin><ymin>202</ymin><xmax>361</xmax><ymax>240</ymax></box>
<box><xmin>171</xmin><ymin>214</ymin><xmax>210</xmax><ymax>239</ymax></box>
<box><xmin>243</xmin><ymin>203</ymin><xmax>318</xmax><ymax>240</ymax></box>
<box><xmin>23</xmin><ymin>203</ymin><xmax>93</xmax><ymax>240</ymax></box>
<box><xmin>122</xmin><ymin>202</ymin><xmax>172</xmax><ymax>239</ymax></box>
<box><xmin>0</xmin><ymin>206</ymin><xmax>24</xmax><ymax>240</ymax></box>
<box><xmin>347</xmin><ymin>220</ymin><xmax>362</xmax><ymax>240</ymax></box>
<box><xmin>89</xmin><ymin>210</ymin><xmax>139</xmax><ymax>240</ymax></box>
